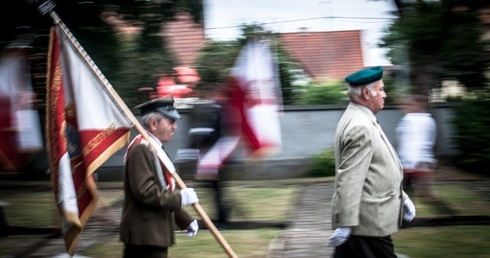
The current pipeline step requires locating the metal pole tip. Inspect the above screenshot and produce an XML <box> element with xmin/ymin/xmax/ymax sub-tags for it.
<box><xmin>35</xmin><ymin>0</ymin><xmax>56</xmax><ymax>16</ymax></box>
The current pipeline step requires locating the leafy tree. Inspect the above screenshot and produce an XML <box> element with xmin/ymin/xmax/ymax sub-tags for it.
<box><xmin>275</xmin><ymin>42</ymin><xmax>299</xmax><ymax>105</ymax></box>
<box><xmin>382</xmin><ymin>0</ymin><xmax>490</xmax><ymax>95</ymax></box>
<box><xmin>2</xmin><ymin>0</ymin><xmax>203</xmax><ymax>108</ymax></box>
<box><xmin>194</xmin><ymin>40</ymin><xmax>241</xmax><ymax>96</ymax></box>
<box><xmin>385</xmin><ymin>1</ymin><xmax>490</xmax><ymax>173</ymax></box>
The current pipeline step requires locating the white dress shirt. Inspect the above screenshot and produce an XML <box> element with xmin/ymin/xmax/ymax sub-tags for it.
<box><xmin>396</xmin><ymin>113</ymin><xmax>437</xmax><ymax>170</ymax></box>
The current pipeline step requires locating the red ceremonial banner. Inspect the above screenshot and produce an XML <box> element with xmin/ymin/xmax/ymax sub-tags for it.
<box><xmin>46</xmin><ymin>26</ymin><xmax>131</xmax><ymax>255</ymax></box>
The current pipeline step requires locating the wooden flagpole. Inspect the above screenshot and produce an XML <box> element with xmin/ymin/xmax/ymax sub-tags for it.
<box><xmin>36</xmin><ymin>1</ymin><xmax>237</xmax><ymax>257</ymax></box>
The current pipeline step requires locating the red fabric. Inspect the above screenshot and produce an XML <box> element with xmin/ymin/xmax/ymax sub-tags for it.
<box><xmin>403</xmin><ymin>169</ymin><xmax>434</xmax><ymax>178</ymax></box>
<box><xmin>125</xmin><ymin>134</ymin><xmax>174</xmax><ymax>191</ymax></box>
<box><xmin>174</xmin><ymin>66</ymin><xmax>200</xmax><ymax>83</ymax></box>
<box><xmin>46</xmin><ymin>26</ymin><xmax>131</xmax><ymax>255</ymax></box>
<box><xmin>224</xmin><ymin>40</ymin><xmax>282</xmax><ymax>157</ymax></box>
<box><xmin>228</xmin><ymin>77</ymin><xmax>260</xmax><ymax>152</ymax></box>
<box><xmin>46</xmin><ymin>28</ymin><xmax>87</xmax><ymax>255</ymax></box>
<box><xmin>227</xmin><ymin>77</ymin><xmax>278</xmax><ymax>154</ymax></box>
<box><xmin>0</xmin><ymin>97</ymin><xmax>18</xmax><ymax>171</ymax></box>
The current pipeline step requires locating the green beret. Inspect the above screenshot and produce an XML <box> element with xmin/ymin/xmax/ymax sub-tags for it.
<box><xmin>345</xmin><ymin>66</ymin><xmax>384</xmax><ymax>86</ymax></box>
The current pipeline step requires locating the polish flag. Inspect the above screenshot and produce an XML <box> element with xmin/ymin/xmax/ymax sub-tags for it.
<box><xmin>45</xmin><ymin>26</ymin><xmax>131</xmax><ymax>255</ymax></box>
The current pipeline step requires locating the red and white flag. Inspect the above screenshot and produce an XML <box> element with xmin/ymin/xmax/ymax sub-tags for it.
<box><xmin>45</xmin><ymin>26</ymin><xmax>131</xmax><ymax>255</ymax></box>
<box><xmin>196</xmin><ymin>39</ymin><xmax>283</xmax><ymax>177</ymax></box>
<box><xmin>228</xmin><ymin>39</ymin><xmax>282</xmax><ymax>157</ymax></box>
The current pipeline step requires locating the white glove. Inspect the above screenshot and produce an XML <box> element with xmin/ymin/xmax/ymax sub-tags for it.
<box><xmin>186</xmin><ymin>220</ymin><xmax>199</xmax><ymax>237</ymax></box>
<box><xmin>180</xmin><ymin>188</ymin><xmax>199</xmax><ymax>207</ymax></box>
<box><xmin>403</xmin><ymin>197</ymin><xmax>416</xmax><ymax>222</ymax></box>
<box><xmin>327</xmin><ymin>227</ymin><xmax>351</xmax><ymax>247</ymax></box>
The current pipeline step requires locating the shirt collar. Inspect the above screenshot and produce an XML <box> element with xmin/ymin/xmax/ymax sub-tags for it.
<box><xmin>351</xmin><ymin>102</ymin><xmax>377</xmax><ymax>121</ymax></box>
<box><xmin>146</xmin><ymin>131</ymin><xmax>163</xmax><ymax>148</ymax></box>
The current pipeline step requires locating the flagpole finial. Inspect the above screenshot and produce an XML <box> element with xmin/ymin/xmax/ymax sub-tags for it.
<box><xmin>34</xmin><ymin>0</ymin><xmax>56</xmax><ymax>16</ymax></box>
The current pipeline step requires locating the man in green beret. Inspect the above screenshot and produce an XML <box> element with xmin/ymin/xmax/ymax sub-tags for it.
<box><xmin>327</xmin><ymin>66</ymin><xmax>416</xmax><ymax>257</ymax></box>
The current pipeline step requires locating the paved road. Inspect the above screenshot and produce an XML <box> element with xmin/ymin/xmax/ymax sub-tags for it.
<box><xmin>266</xmin><ymin>166</ymin><xmax>490</xmax><ymax>258</ymax></box>
<box><xmin>267</xmin><ymin>183</ymin><xmax>335</xmax><ymax>257</ymax></box>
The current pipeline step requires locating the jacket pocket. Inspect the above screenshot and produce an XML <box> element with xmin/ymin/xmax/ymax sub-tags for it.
<box><xmin>366</xmin><ymin>190</ymin><xmax>395</xmax><ymax>203</ymax></box>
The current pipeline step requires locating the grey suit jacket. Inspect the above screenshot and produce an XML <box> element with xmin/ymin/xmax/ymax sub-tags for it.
<box><xmin>120</xmin><ymin>143</ymin><xmax>194</xmax><ymax>248</ymax></box>
<box><xmin>331</xmin><ymin>102</ymin><xmax>407</xmax><ymax>237</ymax></box>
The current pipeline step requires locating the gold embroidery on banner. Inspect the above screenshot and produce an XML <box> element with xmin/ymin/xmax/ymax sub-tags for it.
<box><xmin>45</xmin><ymin>27</ymin><xmax>58</xmax><ymax>194</ymax></box>
<box><xmin>46</xmin><ymin>37</ymin><xmax>67</xmax><ymax>169</ymax></box>
<box><xmin>65</xmin><ymin>103</ymin><xmax>76</xmax><ymax>119</ymax></box>
<box><xmin>82</xmin><ymin>123</ymin><xmax>118</xmax><ymax>157</ymax></box>
<box><xmin>52</xmin><ymin>60</ymin><xmax>63</xmax><ymax>91</ymax></box>
<box><xmin>77</xmin><ymin>182</ymin><xmax>87</xmax><ymax>197</ymax></box>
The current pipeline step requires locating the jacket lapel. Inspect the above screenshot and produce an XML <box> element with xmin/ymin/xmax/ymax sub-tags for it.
<box><xmin>350</xmin><ymin>103</ymin><xmax>403</xmax><ymax>171</ymax></box>
<box><xmin>373</xmin><ymin>118</ymin><xmax>403</xmax><ymax>171</ymax></box>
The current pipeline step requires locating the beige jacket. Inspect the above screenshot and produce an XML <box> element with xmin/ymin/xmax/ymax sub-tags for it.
<box><xmin>331</xmin><ymin>103</ymin><xmax>407</xmax><ymax>236</ymax></box>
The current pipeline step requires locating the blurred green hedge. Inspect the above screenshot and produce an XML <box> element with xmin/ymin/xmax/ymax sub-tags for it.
<box><xmin>450</xmin><ymin>91</ymin><xmax>490</xmax><ymax>175</ymax></box>
<box><xmin>307</xmin><ymin>148</ymin><xmax>336</xmax><ymax>177</ymax></box>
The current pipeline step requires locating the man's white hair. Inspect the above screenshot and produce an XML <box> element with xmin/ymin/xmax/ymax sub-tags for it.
<box><xmin>141</xmin><ymin>112</ymin><xmax>165</xmax><ymax>129</ymax></box>
<box><xmin>347</xmin><ymin>80</ymin><xmax>378</xmax><ymax>99</ymax></box>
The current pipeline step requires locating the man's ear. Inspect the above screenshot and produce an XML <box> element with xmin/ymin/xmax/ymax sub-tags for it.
<box><xmin>361</xmin><ymin>87</ymin><xmax>370</xmax><ymax>100</ymax></box>
<box><xmin>148</xmin><ymin>117</ymin><xmax>158</xmax><ymax>130</ymax></box>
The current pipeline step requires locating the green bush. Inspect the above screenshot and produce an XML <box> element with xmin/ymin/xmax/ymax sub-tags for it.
<box><xmin>451</xmin><ymin>94</ymin><xmax>490</xmax><ymax>175</ymax></box>
<box><xmin>292</xmin><ymin>74</ymin><xmax>401</xmax><ymax>105</ymax></box>
<box><xmin>294</xmin><ymin>81</ymin><xmax>347</xmax><ymax>105</ymax></box>
<box><xmin>307</xmin><ymin>148</ymin><xmax>336</xmax><ymax>177</ymax></box>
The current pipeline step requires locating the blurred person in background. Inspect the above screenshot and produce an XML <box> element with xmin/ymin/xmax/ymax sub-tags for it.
<box><xmin>327</xmin><ymin>66</ymin><xmax>416</xmax><ymax>258</ymax></box>
<box><xmin>120</xmin><ymin>96</ymin><xmax>200</xmax><ymax>258</ymax></box>
<box><xmin>177</xmin><ymin>84</ymin><xmax>239</xmax><ymax>224</ymax></box>
<box><xmin>0</xmin><ymin>47</ymin><xmax>43</xmax><ymax>175</ymax></box>
<box><xmin>177</xmin><ymin>37</ymin><xmax>283</xmax><ymax>224</ymax></box>
<box><xmin>395</xmin><ymin>94</ymin><xmax>437</xmax><ymax>198</ymax></box>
